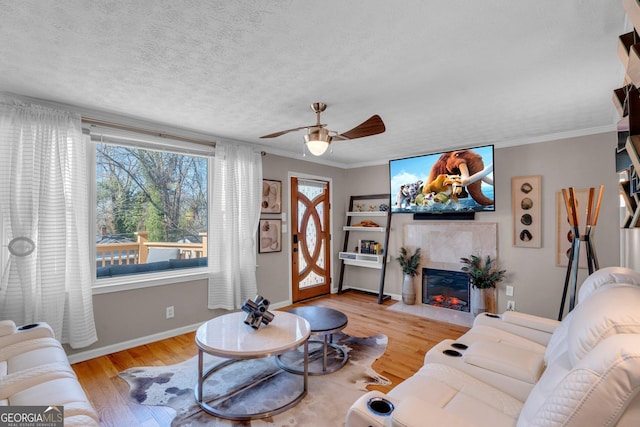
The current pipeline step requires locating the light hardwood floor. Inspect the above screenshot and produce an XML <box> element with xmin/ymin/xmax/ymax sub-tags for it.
<box><xmin>72</xmin><ymin>291</ymin><xmax>469</xmax><ymax>426</ymax></box>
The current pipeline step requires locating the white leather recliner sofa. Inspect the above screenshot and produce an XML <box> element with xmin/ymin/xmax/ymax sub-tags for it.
<box><xmin>0</xmin><ymin>320</ymin><xmax>99</xmax><ymax>426</ymax></box>
<box><xmin>346</xmin><ymin>267</ymin><xmax>640</xmax><ymax>427</ymax></box>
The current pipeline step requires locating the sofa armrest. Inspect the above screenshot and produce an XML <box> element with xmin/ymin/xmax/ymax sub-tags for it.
<box><xmin>473</xmin><ymin>312</ymin><xmax>559</xmax><ymax>345</ymax></box>
<box><xmin>0</xmin><ymin>321</ymin><xmax>17</xmax><ymax>337</ymax></box>
<box><xmin>500</xmin><ymin>311</ymin><xmax>559</xmax><ymax>334</ymax></box>
<box><xmin>0</xmin><ymin>322</ymin><xmax>55</xmax><ymax>348</ymax></box>
<box><xmin>346</xmin><ymin>391</ymin><xmax>396</xmax><ymax>427</ymax></box>
<box><xmin>391</xmin><ymin>395</ymin><xmax>480</xmax><ymax>427</ymax></box>
<box><xmin>347</xmin><ymin>391</ymin><xmax>489</xmax><ymax>427</ymax></box>
<box><xmin>462</xmin><ymin>341</ymin><xmax>545</xmax><ymax>384</ymax></box>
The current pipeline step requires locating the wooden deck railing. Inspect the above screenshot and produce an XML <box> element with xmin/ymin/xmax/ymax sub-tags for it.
<box><xmin>96</xmin><ymin>231</ymin><xmax>207</xmax><ymax>267</ymax></box>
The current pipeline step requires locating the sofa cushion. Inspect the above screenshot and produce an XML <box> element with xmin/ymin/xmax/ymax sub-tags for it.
<box><xmin>169</xmin><ymin>257</ymin><xmax>207</xmax><ymax>269</ymax></box>
<box><xmin>568</xmin><ymin>285</ymin><xmax>640</xmax><ymax>365</ymax></box>
<box><xmin>146</xmin><ymin>247</ymin><xmax>180</xmax><ymax>263</ymax></box>
<box><xmin>577</xmin><ymin>266</ymin><xmax>640</xmax><ymax>304</ymax></box>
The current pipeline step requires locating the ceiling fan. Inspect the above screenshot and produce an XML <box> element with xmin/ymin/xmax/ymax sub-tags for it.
<box><xmin>260</xmin><ymin>102</ymin><xmax>385</xmax><ymax>156</ymax></box>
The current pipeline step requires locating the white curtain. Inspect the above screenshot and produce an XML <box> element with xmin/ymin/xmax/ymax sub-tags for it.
<box><xmin>0</xmin><ymin>98</ymin><xmax>97</xmax><ymax>348</ymax></box>
<box><xmin>208</xmin><ymin>141</ymin><xmax>262</xmax><ymax>309</ymax></box>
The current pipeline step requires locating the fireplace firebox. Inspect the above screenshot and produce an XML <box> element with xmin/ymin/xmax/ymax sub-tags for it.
<box><xmin>423</xmin><ymin>268</ymin><xmax>470</xmax><ymax>312</ymax></box>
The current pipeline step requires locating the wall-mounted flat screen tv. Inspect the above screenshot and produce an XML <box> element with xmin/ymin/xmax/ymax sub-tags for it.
<box><xmin>389</xmin><ymin>144</ymin><xmax>495</xmax><ymax>215</ymax></box>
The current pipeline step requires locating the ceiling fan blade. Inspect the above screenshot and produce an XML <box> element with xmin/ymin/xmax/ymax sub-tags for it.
<box><xmin>260</xmin><ymin>123</ymin><xmax>327</xmax><ymax>139</ymax></box>
<box><xmin>336</xmin><ymin>115</ymin><xmax>385</xmax><ymax>140</ymax></box>
<box><xmin>260</xmin><ymin>126</ymin><xmax>309</xmax><ymax>138</ymax></box>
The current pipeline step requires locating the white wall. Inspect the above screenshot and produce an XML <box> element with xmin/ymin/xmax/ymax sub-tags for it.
<box><xmin>343</xmin><ymin>132</ymin><xmax>620</xmax><ymax>320</ymax></box>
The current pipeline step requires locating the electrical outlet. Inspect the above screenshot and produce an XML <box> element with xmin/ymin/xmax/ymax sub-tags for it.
<box><xmin>506</xmin><ymin>300</ymin><xmax>516</xmax><ymax>311</ymax></box>
<box><xmin>506</xmin><ymin>285</ymin><xmax>514</xmax><ymax>296</ymax></box>
<box><xmin>166</xmin><ymin>306</ymin><xmax>174</xmax><ymax>319</ymax></box>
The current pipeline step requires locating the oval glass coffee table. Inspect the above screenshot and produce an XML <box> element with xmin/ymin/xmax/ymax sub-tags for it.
<box><xmin>195</xmin><ymin>311</ymin><xmax>310</xmax><ymax>420</ymax></box>
<box><xmin>277</xmin><ymin>306</ymin><xmax>349</xmax><ymax>375</ymax></box>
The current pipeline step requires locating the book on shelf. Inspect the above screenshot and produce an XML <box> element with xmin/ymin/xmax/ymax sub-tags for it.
<box><xmin>357</xmin><ymin>239</ymin><xmax>384</xmax><ymax>255</ymax></box>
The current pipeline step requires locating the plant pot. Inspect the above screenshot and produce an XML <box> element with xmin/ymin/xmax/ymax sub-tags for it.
<box><xmin>471</xmin><ymin>286</ymin><xmax>496</xmax><ymax>315</ymax></box>
<box><xmin>402</xmin><ymin>274</ymin><xmax>416</xmax><ymax>305</ymax></box>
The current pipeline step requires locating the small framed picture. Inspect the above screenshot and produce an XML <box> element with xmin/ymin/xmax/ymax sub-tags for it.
<box><xmin>262</xmin><ymin>179</ymin><xmax>282</xmax><ymax>213</ymax></box>
<box><xmin>512</xmin><ymin>175</ymin><xmax>542</xmax><ymax>248</ymax></box>
<box><xmin>259</xmin><ymin>219</ymin><xmax>282</xmax><ymax>253</ymax></box>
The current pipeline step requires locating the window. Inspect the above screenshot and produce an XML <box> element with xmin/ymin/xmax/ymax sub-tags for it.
<box><xmin>91</xmin><ymin>127</ymin><xmax>211</xmax><ymax>281</ymax></box>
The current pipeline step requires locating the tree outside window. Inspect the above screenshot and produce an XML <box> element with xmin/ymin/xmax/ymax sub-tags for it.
<box><xmin>95</xmin><ymin>143</ymin><xmax>208</xmax><ymax>277</ymax></box>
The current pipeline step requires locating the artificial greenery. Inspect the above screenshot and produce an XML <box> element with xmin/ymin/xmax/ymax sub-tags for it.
<box><xmin>396</xmin><ymin>247</ymin><xmax>421</xmax><ymax>277</ymax></box>
<box><xmin>460</xmin><ymin>254</ymin><xmax>506</xmax><ymax>289</ymax></box>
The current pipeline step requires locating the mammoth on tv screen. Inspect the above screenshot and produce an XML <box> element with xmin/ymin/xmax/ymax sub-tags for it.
<box><xmin>389</xmin><ymin>144</ymin><xmax>495</xmax><ymax>214</ymax></box>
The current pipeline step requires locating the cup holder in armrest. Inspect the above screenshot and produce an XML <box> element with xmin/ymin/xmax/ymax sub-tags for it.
<box><xmin>451</xmin><ymin>342</ymin><xmax>468</xmax><ymax>350</ymax></box>
<box><xmin>484</xmin><ymin>313</ymin><xmax>500</xmax><ymax>319</ymax></box>
<box><xmin>367</xmin><ymin>396</ymin><xmax>395</xmax><ymax>416</ymax></box>
<box><xmin>442</xmin><ymin>349</ymin><xmax>462</xmax><ymax>357</ymax></box>
<box><xmin>17</xmin><ymin>323</ymin><xmax>40</xmax><ymax>331</ymax></box>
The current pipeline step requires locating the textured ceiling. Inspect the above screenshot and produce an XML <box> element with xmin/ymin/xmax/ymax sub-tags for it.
<box><xmin>0</xmin><ymin>1</ymin><xmax>627</xmax><ymax>168</ymax></box>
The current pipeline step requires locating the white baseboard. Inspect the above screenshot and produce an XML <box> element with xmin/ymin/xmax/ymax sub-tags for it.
<box><xmin>67</xmin><ymin>322</ymin><xmax>203</xmax><ymax>364</ymax></box>
<box><xmin>67</xmin><ymin>294</ymin><xmax>369</xmax><ymax>365</ymax></box>
<box><xmin>340</xmin><ymin>285</ymin><xmax>401</xmax><ymax>301</ymax></box>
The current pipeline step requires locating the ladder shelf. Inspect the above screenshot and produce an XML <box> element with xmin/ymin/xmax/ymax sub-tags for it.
<box><xmin>337</xmin><ymin>194</ymin><xmax>392</xmax><ymax>304</ymax></box>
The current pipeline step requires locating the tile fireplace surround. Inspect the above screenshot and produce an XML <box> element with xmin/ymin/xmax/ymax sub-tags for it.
<box><xmin>399</xmin><ymin>222</ymin><xmax>498</xmax><ymax>326</ymax></box>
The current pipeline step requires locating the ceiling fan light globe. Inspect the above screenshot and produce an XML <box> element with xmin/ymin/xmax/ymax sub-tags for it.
<box><xmin>304</xmin><ymin>129</ymin><xmax>331</xmax><ymax>156</ymax></box>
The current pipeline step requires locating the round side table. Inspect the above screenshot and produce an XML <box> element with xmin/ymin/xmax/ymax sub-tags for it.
<box><xmin>276</xmin><ymin>306</ymin><xmax>349</xmax><ymax>375</ymax></box>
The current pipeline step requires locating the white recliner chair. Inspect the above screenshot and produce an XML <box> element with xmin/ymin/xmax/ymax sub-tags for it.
<box><xmin>0</xmin><ymin>321</ymin><xmax>99</xmax><ymax>426</ymax></box>
<box><xmin>418</xmin><ymin>266</ymin><xmax>640</xmax><ymax>401</ymax></box>
<box><xmin>346</xmin><ymin>267</ymin><xmax>640</xmax><ymax>427</ymax></box>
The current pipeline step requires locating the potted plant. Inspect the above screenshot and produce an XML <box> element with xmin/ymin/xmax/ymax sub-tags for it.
<box><xmin>396</xmin><ymin>247</ymin><xmax>421</xmax><ymax>304</ymax></box>
<box><xmin>460</xmin><ymin>254</ymin><xmax>506</xmax><ymax>315</ymax></box>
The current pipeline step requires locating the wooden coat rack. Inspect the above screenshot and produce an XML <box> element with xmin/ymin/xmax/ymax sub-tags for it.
<box><xmin>558</xmin><ymin>185</ymin><xmax>604</xmax><ymax>320</ymax></box>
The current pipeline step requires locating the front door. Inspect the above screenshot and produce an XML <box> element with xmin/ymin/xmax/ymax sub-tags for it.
<box><xmin>291</xmin><ymin>176</ymin><xmax>331</xmax><ymax>302</ymax></box>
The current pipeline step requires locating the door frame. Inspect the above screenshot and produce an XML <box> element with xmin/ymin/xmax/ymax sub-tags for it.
<box><xmin>287</xmin><ymin>171</ymin><xmax>334</xmax><ymax>304</ymax></box>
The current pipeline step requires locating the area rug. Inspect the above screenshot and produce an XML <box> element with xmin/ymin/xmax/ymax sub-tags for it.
<box><xmin>119</xmin><ymin>333</ymin><xmax>390</xmax><ymax>426</ymax></box>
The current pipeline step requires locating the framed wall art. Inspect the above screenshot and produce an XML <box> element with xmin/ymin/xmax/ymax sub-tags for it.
<box><xmin>259</xmin><ymin>219</ymin><xmax>282</xmax><ymax>253</ymax></box>
<box><xmin>512</xmin><ymin>175</ymin><xmax>542</xmax><ymax>248</ymax></box>
<box><xmin>261</xmin><ymin>179</ymin><xmax>282</xmax><ymax>213</ymax></box>
<box><xmin>555</xmin><ymin>189</ymin><xmax>589</xmax><ymax>268</ymax></box>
